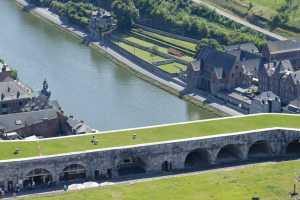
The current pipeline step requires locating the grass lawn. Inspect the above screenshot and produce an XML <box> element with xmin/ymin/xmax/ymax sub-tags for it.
<box><xmin>132</xmin><ymin>29</ymin><xmax>197</xmax><ymax>53</ymax></box>
<box><xmin>114</xmin><ymin>41</ymin><xmax>165</xmax><ymax>63</ymax></box>
<box><xmin>23</xmin><ymin>159</ymin><xmax>300</xmax><ymax>200</ymax></box>
<box><xmin>122</xmin><ymin>34</ymin><xmax>194</xmax><ymax>62</ymax></box>
<box><xmin>1</xmin><ymin>114</ymin><xmax>300</xmax><ymax>161</ymax></box>
<box><xmin>158</xmin><ymin>62</ymin><xmax>187</xmax><ymax>74</ymax></box>
<box><xmin>201</xmin><ymin>0</ymin><xmax>300</xmax><ymax>38</ymax></box>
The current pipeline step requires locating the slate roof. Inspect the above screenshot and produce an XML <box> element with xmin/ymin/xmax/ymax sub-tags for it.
<box><xmin>255</xmin><ymin>91</ymin><xmax>280</xmax><ymax>102</ymax></box>
<box><xmin>266</xmin><ymin>40</ymin><xmax>300</xmax><ymax>55</ymax></box>
<box><xmin>67</xmin><ymin>117</ymin><xmax>93</xmax><ymax>134</ymax></box>
<box><xmin>291</xmin><ymin>70</ymin><xmax>300</xmax><ymax>84</ymax></box>
<box><xmin>0</xmin><ymin>108</ymin><xmax>58</xmax><ymax>133</ymax></box>
<box><xmin>0</xmin><ymin>81</ymin><xmax>33</xmax><ymax>101</ymax></box>
<box><xmin>197</xmin><ymin>47</ymin><xmax>237</xmax><ymax>79</ymax></box>
<box><xmin>262</xmin><ymin>60</ymin><xmax>293</xmax><ymax>77</ymax></box>
<box><xmin>227</xmin><ymin>49</ymin><xmax>262</xmax><ymax>77</ymax></box>
<box><xmin>225</xmin><ymin>43</ymin><xmax>259</xmax><ymax>54</ymax></box>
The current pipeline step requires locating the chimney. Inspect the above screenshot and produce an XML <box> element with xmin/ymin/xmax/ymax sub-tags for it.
<box><xmin>16</xmin><ymin>91</ymin><xmax>20</xmax><ymax>99</ymax></box>
<box><xmin>2</xmin><ymin>64</ymin><xmax>7</xmax><ymax>72</ymax></box>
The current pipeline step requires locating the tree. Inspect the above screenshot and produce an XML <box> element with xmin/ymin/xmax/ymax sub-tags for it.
<box><xmin>112</xmin><ymin>0</ymin><xmax>139</xmax><ymax>31</ymax></box>
<box><xmin>195</xmin><ymin>38</ymin><xmax>223</xmax><ymax>56</ymax></box>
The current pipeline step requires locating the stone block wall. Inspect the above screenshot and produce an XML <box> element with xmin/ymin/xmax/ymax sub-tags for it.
<box><xmin>0</xmin><ymin>128</ymin><xmax>300</xmax><ymax>192</ymax></box>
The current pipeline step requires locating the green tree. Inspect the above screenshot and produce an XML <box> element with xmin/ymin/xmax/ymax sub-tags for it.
<box><xmin>195</xmin><ymin>38</ymin><xmax>223</xmax><ymax>56</ymax></box>
<box><xmin>112</xmin><ymin>0</ymin><xmax>139</xmax><ymax>31</ymax></box>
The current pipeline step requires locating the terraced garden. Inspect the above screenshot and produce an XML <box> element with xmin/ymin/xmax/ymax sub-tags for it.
<box><xmin>1</xmin><ymin>114</ymin><xmax>300</xmax><ymax>161</ymax></box>
<box><xmin>23</xmin><ymin>159</ymin><xmax>300</xmax><ymax>200</ymax></box>
<box><xmin>112</xmin><ymin>27</ymin><xmax>196</xmax><ymax>74</ymax></box>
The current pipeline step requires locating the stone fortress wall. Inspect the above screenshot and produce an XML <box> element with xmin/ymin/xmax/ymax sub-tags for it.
<box><xmin>1</xmin><ymin>128</ymin><xmax>300</xmax><ymax>192</ymax></box>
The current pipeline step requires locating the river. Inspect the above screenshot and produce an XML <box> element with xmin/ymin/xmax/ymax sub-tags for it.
<box><xmin>0</xmin><ymin>0</ymin><xmax>218</xmax><ymax>131</ymax></box>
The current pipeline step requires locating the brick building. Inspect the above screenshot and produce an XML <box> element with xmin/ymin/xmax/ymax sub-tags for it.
<box><xmin>187</xmin><ymin>46</ymin><xmax>261</xmax><ymax>94</ymax></box>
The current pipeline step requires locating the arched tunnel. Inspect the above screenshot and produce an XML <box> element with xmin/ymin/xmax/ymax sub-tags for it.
<box><xmin>184</xmin><ymin>148</ymin><xmax>211</xmax><ymax>169</ymax></box>
<box><xmin>286</xmin><ymin>140</ymin><xmax>300</xmax><ymax>156</ymax></box>
<box><xmin>216</xmin><ymin>144</ymin><xmax>243</xmax><ymax>164</ymax></box>
<box><xmin>248</xmin><ymin>140</ymin><xmax>272</xmax><ymax>159</ymax></box>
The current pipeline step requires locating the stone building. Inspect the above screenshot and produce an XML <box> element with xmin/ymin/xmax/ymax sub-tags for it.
<box><xmin>0</xmin><ymin>108</ymin><xmax>63</xmax><ymax>138</ymax></box>
<box><xmin>187</xmin><ymin>46</ymin><xmax>261</xmax><ymax>94</ymax></box>
<box><xmin>0</xmin><ymin>63</ymin><xmax>15</xmax><ymax>82</ymax></box>
<box><xmin>0</xmin><ymin>81</ymin><xmax>33</xmax><ymax>115</ymax></box>
<box><xmin>259</xmin><ymin>59</ymin><xmax>300</xmax><ymax>105</ymax></box>
<box><xmin>262</xmin><ymin>40</ymin><xmax>300</xmax><ymax>69</ymax></box>
<box><xmin>249</xmin><ymin>91</ymin><xmax>281</xmax><ymax>113</ymax></box>
<box><xmin>88</xmin><ymin>8</ymin><xmax>116</xmax><ymax>40</ymax></box>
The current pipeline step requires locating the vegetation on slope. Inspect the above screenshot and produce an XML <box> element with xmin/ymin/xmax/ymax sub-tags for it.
<box><xmin>31</xmin><ymin>0</ymin><xmax>266</xmax><ymax>48</ymax></box>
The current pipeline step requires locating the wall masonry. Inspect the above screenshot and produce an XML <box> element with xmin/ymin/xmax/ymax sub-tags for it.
<box><xmin>1</xmin><ymin>128</ymin><xmax>300</xmax><ymax>192</ymax></box>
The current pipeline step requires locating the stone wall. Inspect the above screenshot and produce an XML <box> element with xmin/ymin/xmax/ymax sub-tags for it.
<box><xmin>1</xmin><ymin>128</ymin><xmax>300</xmax><ymax>192</ymax></box>
<box><xmin>106</xmin><ymin>39</ymin><xmax>185</xmax><ymax>86</ymax></box>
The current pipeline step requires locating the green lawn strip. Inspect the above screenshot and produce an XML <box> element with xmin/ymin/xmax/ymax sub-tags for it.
<box><xmin>134</xmin><ymin>29</ymin><xmax>197</xmax><ymax>52</ymax></box>
<box><xmin>0</xmin><ymin>141</ymin><xmax>40</xmax><ymax>160</ymax></box>
<box><xmin>158</xmin><ymin>63</ymin><xmax>186</xmax><ymax>74</ymax></box>
<box><xmin>123</xmin><ymin>34</ymin><xmax>194</xmax><ymax>62</ymax></box>
<box><xmin>23</xmin><ymin>160</ymin><xmax>300</xmax><ymax>200</ymax></box>
<box><xmin>113</xmin><ymin>41</ymin><xmax>165</xmax><ymax>63</ymax></box>
<box><xmin>1</xmin><ymin>114</ymin><xmax>300</xmax><ymax>160</ymax></box>
<box><xmin>132</xmin><ymin>29</ymin><xmax>196</xmax><ymax>55</ymax></box>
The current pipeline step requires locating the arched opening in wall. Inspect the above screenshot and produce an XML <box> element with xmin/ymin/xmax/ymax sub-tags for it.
<box><xmin>60</xmin><ymin>164</ymin><xmax>86</xmax><ymax>182</ymax></box>
<box><xmin>184</xmin><ymin>149</ymin><xmax>210</xmax><ymax>169</ymax></box>
<box><xmin>216</xmin><ymin>144</ymin><xmax>242</xmax><ymax>164</ymax></box>
<box><xmin>248</xmin><ymin>140</ymin><xmax>271</xmax><ymax>159</ymax></box>
<box><xmin>117</xmin><ymin>157</ymin><xmax>146</xmax><ymax>176</ymax></box>
<box><xmin>286</xmin><ymin>140</ymin><xmax>300</xmax><ymax>156</ymax></box>
<box><xmin>23</xmin><ymin>168</ymin><xmax>53</xmax><ymax>189</ymax></box>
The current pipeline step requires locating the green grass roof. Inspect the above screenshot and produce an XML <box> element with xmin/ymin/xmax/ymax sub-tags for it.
<box><xmin>1</xmin><ymin>114</ymin><xmax>300</xmax><ymax>161</ymax></box>
<box><xmin>24</xmin><ymin>159</ymin><xmax>300</xmax><ymax>200</ymax></box>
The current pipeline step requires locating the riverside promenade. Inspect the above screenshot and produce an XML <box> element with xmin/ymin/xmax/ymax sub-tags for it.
<box><xmin>15</xmin><ymin>0</ymin><xmax>242</xmax><ymax>116</ymax></box>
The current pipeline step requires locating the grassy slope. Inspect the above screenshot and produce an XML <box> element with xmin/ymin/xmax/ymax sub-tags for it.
<box><xmin>113</xmin><ymin>41</ymin><xmax>165</xmax><ymax>63</ymax></box>
<box><xmin>122</xmin><ymin>35</ymin><xmax>194</xmax><ymax>62</ymax></box>
<box><xmin>158</xmin><ymin>62</ymin><xmax>186</xmax><ymax>74</ymax></box>
<box><xmin>201</xmin><ymin>0</ymin><xmax>300</xmax><ymax>39</ymax></box>
<box><xmin>24</xmin><ymin>159</ymin><xmax>300</xmax><ymax>200</ymax></box>
<box><xmin>1</xmin><ymin>114</ymin><xmax>300</xmax><ymax>161</ymax></box>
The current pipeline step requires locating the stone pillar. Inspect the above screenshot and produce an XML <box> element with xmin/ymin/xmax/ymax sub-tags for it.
<box><xmin>239</xmin><ymin>144</ymin><xmax>249</xmax><ymax>161</ymax></box>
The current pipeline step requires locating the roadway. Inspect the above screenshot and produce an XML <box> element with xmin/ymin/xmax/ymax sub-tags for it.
<box><xmin>192</xmin><ymin>0</ymin><xmax>287</xmax><ymax>41</ymax></box>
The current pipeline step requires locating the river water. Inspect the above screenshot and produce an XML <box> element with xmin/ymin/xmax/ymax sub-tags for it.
<box><xmin>0</xmin><ymin>0</ymin><xmax>218</xmax><ymax>131</ymax></box>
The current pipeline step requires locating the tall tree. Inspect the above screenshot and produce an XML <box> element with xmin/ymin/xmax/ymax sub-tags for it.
<box><xmin>112</xmin><ymin>0</ymin><xmax>139</xmax><ymax>31</ymax></box>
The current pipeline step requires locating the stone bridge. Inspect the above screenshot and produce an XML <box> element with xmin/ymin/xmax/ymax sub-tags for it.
<box><xmin>1</xmin><ymin>128</ymin><xmax>300</xmax><ymax>192</ymax></box>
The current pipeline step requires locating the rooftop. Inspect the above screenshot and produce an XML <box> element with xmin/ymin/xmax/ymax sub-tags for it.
<box><xmin>0</xmin><ymin>80</ymin><xmax>33</xmax><ymax>101</ymax></box>
<box><xmin>225</xmin><ymin>42</ymin><xmax>259</xmax><ymax>54</ymax></box>
<box><xmin>266</xmin><ymin>40</ymin><xmax>300</xmax><ymax>55</ymax></box>
<box><xmin>1</xmin><ymin>114</ymin><xmax>300</xmax><ymax>161</ymax></box>
<box><xmin>0</xmin><ymin>108</ymin><xmax>58</xmax><ymax>133</ymax></box>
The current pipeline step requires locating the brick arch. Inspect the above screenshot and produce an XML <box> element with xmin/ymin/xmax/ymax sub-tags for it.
<box><xmin>216</xmin><ymin>144</ymin><xmax>244</xmax><ymax>164</ymax></box>
<box><xmin>23</xmin><ymin>167</ymin><xmax>54</xmax><ymax>188</ymax></box>
<box><xmin>286</xmin><ymin>139</ymin><xmax>300</xmax><ymax>155</ymax></box>
<box><xmin>115</xmin><ymin>153</ymin><xmax>148</xmax><ymax>176</ymax></box>
<box><xmin>248</xmin><ymin>140</ymin><xmax>273</xmax><ymax>159</ymax></box>
<box><xmin>59</xmin><ymin>163</ymin><xmax>87</xmax><ymax>182</ymax></box>
<box><xmin>184</xmin><ymin>148</ymin><xmax>212</xmax><ymax>169</ymax></box>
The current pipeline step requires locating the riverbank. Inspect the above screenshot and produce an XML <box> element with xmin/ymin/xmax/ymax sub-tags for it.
<box><xmin>15</xmin><ymin>0</ymin><xmax>242</xmax><ymax>116</ymax></box>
